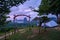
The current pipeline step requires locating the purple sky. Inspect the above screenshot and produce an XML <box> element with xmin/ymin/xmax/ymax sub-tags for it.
<box><xmin>6</xmin><ymin>0</ymin><xmax>42</xmax><ymax>21</ymax></box>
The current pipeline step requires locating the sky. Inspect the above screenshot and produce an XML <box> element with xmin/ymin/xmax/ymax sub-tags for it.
<box><xmin>6</xmin><ymin>0</ymin><xmax>42</xmax><ymax>22</ymax></box>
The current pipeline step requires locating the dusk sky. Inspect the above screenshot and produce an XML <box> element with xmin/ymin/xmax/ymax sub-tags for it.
<box><xmin>7</xmin><ymin>0</ymin><xmax>42</xmax><ymax>21</ymax></box>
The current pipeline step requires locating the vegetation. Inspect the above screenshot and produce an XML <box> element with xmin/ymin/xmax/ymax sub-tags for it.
<box><xmin>39</xmin><ymin>0</ymin><xmax>60</xmax><ymax>15</ymax></box>
<box><xmin>0</xmin><ymin>0</ymin><xmax>60</xmax><ymax>40</ymax></box>
<box><xmin>7</xmin><ymin>27</ymin><xmax>60</xmax><ymax>40</ymax></box>
<box><xmin>0</xmin><ymin>0</ymin><xmax>27</xmax><ymax>40</ymax></box>
<box><xmin>32</xmin><ymin>0</ymin><xmax>60</xmax><ymax>33</ymax></box>
<box><xmin>0</xmin><ymin>0</ymin><xmax>26</xmax><ymax>27</ymax></box>
<box><xmin>39</xmin><ymin>0</ymin><xmax>50</xmax><ymax>15</ymax></box>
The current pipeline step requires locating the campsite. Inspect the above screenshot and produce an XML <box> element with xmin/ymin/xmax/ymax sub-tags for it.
<box><xmin>0</xmin><ymin>0</ymin><xmax>60</xmax><ymax>40</ymax></box>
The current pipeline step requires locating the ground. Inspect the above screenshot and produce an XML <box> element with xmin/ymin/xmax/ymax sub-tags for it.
<box><xmin>0</xmin><ymin>26</ymin><xmax>60</xmax><ymax>40</ymax></box>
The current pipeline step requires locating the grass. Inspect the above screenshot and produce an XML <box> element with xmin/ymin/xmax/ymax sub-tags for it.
<box><xmin>3</xmin><ymin>27</ymin><xmax>60</xmax><ymax>40</ymax></box>
<box><xmin>8</xmin><ymin>27</ymin><xmax>33</xmax><ymax>40</ymax></box>
<box><xmin>31</xmin><ymin>30</ymin><xmax>60</xmax><ymax>40</ymax></box>
<box><xmin>0</xmin><ymin>32</ymin><xmax>5</xmax><ymax>36</ymax></box>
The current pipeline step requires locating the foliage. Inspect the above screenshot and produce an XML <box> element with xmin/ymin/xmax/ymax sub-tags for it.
<box><xmin>39</xmin><ymin>0</ymin><xmax>50</xmax><ymax>15</ymax></box>
<box><xmin>49</xmin><ymin>0</ymin><xmax>60</xmax><ymax>14</ymax></box>
<box><xmin>8</xmin><ymin>28</ymin><xmax>60</xmax><ymax>40</ymax></box>
<box><xmin>39</xmin><ymin>0</ymin><xmax>60</xmax><ymax>15</ymax></box>
<box><xmin>41</xmin><ymin>16</ymin><xmax>49</xmax><ymax>23</ymax></box>
<box><xmin>0</xmin><ymin>0</ymin><xmax>26</xmax><ymax>26</ymax></box>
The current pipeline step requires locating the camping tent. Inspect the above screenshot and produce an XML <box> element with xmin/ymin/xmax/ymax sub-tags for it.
<box><xmin>41</xmin><ymin>20</ymin><xmax>58</xmax><ymax>28</ymax></box>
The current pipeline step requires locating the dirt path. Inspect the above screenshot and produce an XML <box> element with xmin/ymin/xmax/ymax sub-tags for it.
<box><xmin>0</xmin><ymin>32</ymin><xmax>13</xmax><ymax>39</ymax></box>
<box><xmin>0</xmin><ymin>29</ymin><xmax>25</xmax><ymax>40</ymax></box>
<box><xmin>0</xmin><ymin>26</ymin><xmax>60</xmax><ymax>40</ymax></box>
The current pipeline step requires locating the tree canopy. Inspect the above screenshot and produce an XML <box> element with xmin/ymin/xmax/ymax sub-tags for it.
<box><xmin>39</xmin><ymin>0</ymin><xmax>60</xmax><ymax>15</ymax></box>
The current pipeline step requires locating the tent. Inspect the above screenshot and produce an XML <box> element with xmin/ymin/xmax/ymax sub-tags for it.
<box><xmin>47</xmin><ymin>14</ymin><xmax>57</xmax><ymax>22</ymax></box>
<box><xmin>41</xmin><ymin>20</ymin><xmax>58</xmax><ymax>28</ymax></box>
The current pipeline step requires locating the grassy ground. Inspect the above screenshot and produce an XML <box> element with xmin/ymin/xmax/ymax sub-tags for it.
<box><xmin>0</xmin><ymin>32</ymin><xmax>5</xmax><ymax>36</ymax></box>
<box><xmin>7</xmin><ymin>27</ymin><xmax>60</xmax><ymax>40</ymax></box>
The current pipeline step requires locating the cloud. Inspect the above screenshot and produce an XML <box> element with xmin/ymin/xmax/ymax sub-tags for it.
<box><xmin>23</xmin><ymin>0</ymin><xmax>41</xmax><ymax>8</ymax></box>
<box><xmin>7</xmin><ymin>0</ymin><xmax>41</xmax><ymax>22</ymax></box>
<box><xmin>9</xmin><ymin>0</ymin><xmax>41</xmax><ymax>15</ymax></box>
<box><xmin>10</xmin><ymin>6</ymin><xmax>19</xmax><ymax>12</ymax></box>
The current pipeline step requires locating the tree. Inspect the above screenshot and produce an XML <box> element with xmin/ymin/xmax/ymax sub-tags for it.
<box><xmin>0</xmin><ymin>0</ymin><xmax>26</xmax><ymax>40</ymax></box>
<box><xmin>39</xmin><ymin>0</ymin><xmax>60</xmax><ymax>16</ymax></box>
<box><xmin>0</xmin><ymin>0</ymin><xmax>26</xmax><ymax>26</ymax></box>
<box><xmin>49</xmin><ymin>0</ymin><xmax>60</xmax><ymax>16</ymax></box>
<box><xmin>38</xmin><ymin>0</ymin><xmax>60</xmax><ymax>33</ymax></box>
<box><xmin>39</xmin><ymin>0</ymin><xmax>50</xmax><ymax>15</ymax></box>
<box><xmin>31</xmin><ymin>0</ymin><xmax>50</xmax><ymax>33</ymax></box>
